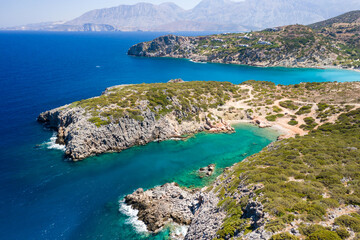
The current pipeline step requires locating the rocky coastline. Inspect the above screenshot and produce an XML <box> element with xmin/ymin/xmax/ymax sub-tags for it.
<box><xmin>127</xmin><ymin>25</ymin><xmax>360</xmax><ymax>71</ymax></box>
<box><xmin>38</xmin><ymin>106</ymin><xmax>234</xmax><ymax>161</ymax></box>
<box><xmin>37</xmin><ymin>81</ymin><xmax>235</xmax><ymax>161</ymax></box>
<box><xmin>127</xmin><ymin>34</ymin><xmax>335</xmax><ymax>69</ymax></box>
<box><xmin>38</xmin><ymin>80</ymin><xmax>360</xmax><ymax>161</ymax></box>
<box><xmin>123</xmin><ymin>156</ymin><xmax>273</xmax><ymax>240</ymax></box>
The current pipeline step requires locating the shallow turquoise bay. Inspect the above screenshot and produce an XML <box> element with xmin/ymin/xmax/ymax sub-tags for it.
<box><xmin>69</xmin><ymin>124</ymin><xmax>279</xmax><ymax>239</ymax></box>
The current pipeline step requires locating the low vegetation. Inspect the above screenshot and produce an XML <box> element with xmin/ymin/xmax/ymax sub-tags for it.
<box><xmin>280</xmin><ymin>100</ymin><xmax>299</xmax><ymax>111</ymax></box>
<box><xmin>69</xmin><ymin>81</ymin><xmax>241</xmax><ymax>127</ymax></box>
<box><xmin>135</xmin><ymin>21</ymin><xmax>360</xmax><ymax>69</ymax></box>
<box><xmin>214</xmin><ymin>109</ymin><xmax>360</xmax><ymax>239</ymax></box>
<box><xmin>64</xmin><ymin>80</ymin><xmax>360</xmax><ymax>132</ymax></box>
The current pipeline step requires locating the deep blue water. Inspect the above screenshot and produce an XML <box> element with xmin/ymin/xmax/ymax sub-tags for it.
<box><xmin>0</xmin><ymin>31</ymin><xmax>359</xmax><ymax>240</ymax></box>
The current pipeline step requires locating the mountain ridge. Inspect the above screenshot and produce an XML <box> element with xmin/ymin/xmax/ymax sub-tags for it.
<box><xmin>308</xmin><ymin>10</ymin><xmax>360</xmax><ymax>29</ymax></box>
<box><xmin>3</xmin><ymin>0</ymin><xmax>360</xmax><ymax>32</ymax></box>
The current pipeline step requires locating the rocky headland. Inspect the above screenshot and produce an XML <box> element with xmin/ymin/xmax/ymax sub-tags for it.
<box><xmin>38</xmin><ymin>80</ymin><xmax>360</xmax><ymax>161</ymax></box>
<box><xmin>128</xmin><ymin>23</ymin><xmax>360</xmax><ymax>70</ymax></box>
<box><xmin>38</xmin><ymin>81</ymin><xmax>235</xmax><ymax>160</ymax></box>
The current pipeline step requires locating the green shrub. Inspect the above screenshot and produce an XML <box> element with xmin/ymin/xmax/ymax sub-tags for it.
<box><xmin>88</xmin><ymin>117</ymin><xmax>110</xmax><ymax>127</ymax></box>
<box><xmin>299</xmin><ymin>224</ymin><xmax>328</xmax><ymax>236</ymax></box>
<box><xmin>288</xmin><ymin>120</ymin><xmax>298</xmax><ymax>126</ymax></box>
<box><xmin>266</xmin><ymin>219</ymin><xmax>286</xmax><ymax>233</ymax></box>
<box><xmin>306</xmin><ymin>230</ymin><xmax>341</xmax><ymax>240</ymax></box>
<box><xmin>273</xmin><ymin>106</ymin><xmax>283</xmax><ymax>113</ymax></box>
<box><xmin>296</xmin><ymin>105</ymin><xmax>312</xmax><ymax>115</ymax></box>
<box><xmin>334</xmin><ymin>215</ymin><xmax>360</xmax><ymax>232</ymax></box>
<box><xmin>301</xmin><ymin>117</ymin><xmax>318</xmax><ymax>130</ymax></box>
<box><xmin>318</xmin><ymin>198</ymin><xmax>340</xmax><ymax>209</ymax></box>
<box><xmin>335</xmin><ymin>228</ymin><xmax>350</xmax><ymax>240</ymax></box>
<box><xmin>317</xmin><ymin>103</ymin><xmax>329</xmax><ymax>111</ymax></box>
<box><xmin>280</xmin><ymin>100</ymin><xmax>299</xmax><ymax>110</ymax></box>
<box><xmin>266</xmin><ymin>115</ymin><xmax>278</xmax><ymax>121</ymax></box>
<box><xmin>271</xmin><ymin>232</ymin><xmax>300</xmax><ymax>240</ymax></box>
<box><xmin>266</xmin><ymin>114</ymin><xmax>284</xmax><ymax>122</ymax></box>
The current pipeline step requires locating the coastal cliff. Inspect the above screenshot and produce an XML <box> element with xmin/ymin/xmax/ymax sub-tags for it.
<box><xmin>38</xmin><ymin>81</ymin><xmax>235</xmax><ymax>160</ymax></box>
<box><xmin>38</xmin><ymin>80</ymin><xmax>360</xmax><ymax>160</ymax></box>
<box><xmin>128</xmin><ymin>24</ymin><xmax>360</xmax><ymax>70</ymax></box>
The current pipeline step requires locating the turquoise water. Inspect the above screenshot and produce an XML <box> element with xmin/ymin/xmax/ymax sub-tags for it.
<box><xmin>0</xmin><ymin>31</ymin><xmax>359</xmax><ymax>240</ymax></box>
<box><xmin>69</xmin><ymin>124</ymin><xmax>278</xmax><ymax>240</ymax></box>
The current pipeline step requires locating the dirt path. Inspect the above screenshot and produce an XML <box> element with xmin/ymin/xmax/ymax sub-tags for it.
<box><xmin>222</xmin><ymin>87</ymin><xmax>360</xmax><ymax>139</ymax></box>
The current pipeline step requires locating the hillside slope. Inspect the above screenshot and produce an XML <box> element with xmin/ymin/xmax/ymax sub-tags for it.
<box><xmin>126</xmin><ymin>109</ymin><xmax>360</xmax><ymax>239</ymax></box>
<box><xmin>128</xmin><ymin>24</ymin><xmax>360</xmax><ymax>69</ymax></box>
<box><xmin>309</xmin><ymin>10</ymin><xmax>360</xmax><ymax>29</ymax></box>
<box><xmin>66</xmin><ymin>3</ymin><xmax>185</xmax><ymax>31</ymax></box>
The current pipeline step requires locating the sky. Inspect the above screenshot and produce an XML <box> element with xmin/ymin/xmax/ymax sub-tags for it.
<box><xmin>0</xmin><ymin>0</ymin><xmax>233</xmax><ymax>27</ymax></box>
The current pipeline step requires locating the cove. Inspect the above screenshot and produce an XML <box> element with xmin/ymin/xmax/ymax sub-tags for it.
<box><xmin>1</xmin><ymin>122</ymin><xmax>278</xmax><ymax>240</ymax></box>
<box><xmin>0</xmin><ymin>31</ymin><xmax>359</xmax><ymax>240</ymax></box>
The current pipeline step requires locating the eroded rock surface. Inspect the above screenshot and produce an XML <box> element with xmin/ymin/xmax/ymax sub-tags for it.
<box><xmin>37</xmin><ymin>83</ymin><xmax>234</xmax><ymax>161</ymax></box>
<box><xmin>124</xmin><ymin>182</ymin><xmax>226</xmax><ymax>239</ymax></box>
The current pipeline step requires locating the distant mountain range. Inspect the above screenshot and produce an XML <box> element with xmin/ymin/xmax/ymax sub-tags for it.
<box><xmin>3</xmin><ymin>0</ymin><xmax>360</xmax><ymax>32</ymax></box>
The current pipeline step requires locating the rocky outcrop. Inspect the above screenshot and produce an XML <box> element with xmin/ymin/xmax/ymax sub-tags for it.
<box><xmin>184</xmin><ymin>192</ymin><xmax>226</xmax><ymax>240</ymax></box>
<box><xmin>124</xmin><ymin>182</ymin><xmax>226</xmax><ymax>239</ymax></box>
<box><xmin>127</xmin><ymin>23</ymin><xmax>360</xmax><ymax>69</ymax></box>
<box><xmin>168</xmin><ymin>78</ymin><xmax>185</xmax><ymax>83</ymax></box>
<box><xmin>124</xmin><ymin>183</ymin><xmax>200</xmax><ymax>233</ymax></box>
<box><xmin>37</xmin><ymin>85</ymin><xmax>234</xmax><ymax>161</ymax></box>
<box><xmin>198</xmin><ymin>164</ymin><xmax>216</xmax><ymax>178</ymax></box>
<box><xmin>128</xmin><ymin>35</ymin><xmax>194</xmax><ymax>58</ymax></box>
<box><xmin>128</xmin><ymin>33</ymin><xmax>338</xmax><ymax>68</ymax></box>
<box><xmin>123</xmin><ymin>161</ymin><xmax>272</xmax><ymax>240</ymax></box>
<box><xmin>38</xmin><ymin>106</ymin><xmax>204</xmax><ymax>160</ymax></box>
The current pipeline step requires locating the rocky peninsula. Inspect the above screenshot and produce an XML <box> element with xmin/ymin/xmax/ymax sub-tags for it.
<box><xmin>38</xmin><ymin>80</ymin><xmax>235</xmax><ymax>160</ymax></box>
<box><xmin>38</xmin><ymin>80</ymin><xmax>360</xmax><ymax>161</ymax></box>
<box><xmin>128</xmin><ymin>23</ymin><xmax>360</xmax><ymax>70</ymax></box>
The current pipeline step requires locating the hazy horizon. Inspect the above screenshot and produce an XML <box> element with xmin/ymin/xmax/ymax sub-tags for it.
<box><xmin>0</xmin><ymin>0</ymin><xmax>246</xmax><ymax>28</ymax></box>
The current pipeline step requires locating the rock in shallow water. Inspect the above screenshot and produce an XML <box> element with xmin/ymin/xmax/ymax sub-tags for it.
<box><xmin>198</xmin><ymin>164</ymin><xmax>216</xmax><ymax>178</ymax></box>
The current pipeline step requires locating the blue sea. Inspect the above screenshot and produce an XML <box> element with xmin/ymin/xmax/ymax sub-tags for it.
<box><xmin>0</xmin><ymin>31</ymin><xmax>359</xmax><ymax>240</ymax></box>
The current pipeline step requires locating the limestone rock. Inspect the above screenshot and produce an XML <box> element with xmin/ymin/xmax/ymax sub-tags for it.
<box><xmin>168</xmin><ymin>78</ymin><xmax>185</xmax><ymax>83</ymax></box>
<box><xmin>124</xmin><ymin>183</ymin><xmax>198</xmax><ymax>233</ymax></box>
<box><xmin>38</xmin><ymin>84</ymin><xmax>235</xmax><ymax>161</ymax></box>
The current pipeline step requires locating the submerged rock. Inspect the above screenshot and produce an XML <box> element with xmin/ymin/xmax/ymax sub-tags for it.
<box><xmin>198</xmin><ymin>164</ymin><xmax>216</xmax><ymax>178</ymax></box>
